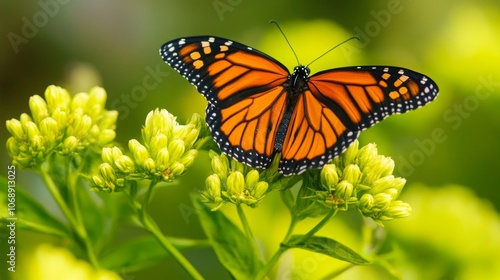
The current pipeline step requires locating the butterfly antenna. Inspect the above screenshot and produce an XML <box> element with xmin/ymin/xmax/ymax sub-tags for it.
<box><xmin>307</xmin><ymin>36</ymin><xmax>360</xmax><ymax>67</ymax></box>
<box><xmin>270</xmin><ymin>20</ymin><xmax>301</xmax><ymax>65</ymax></box>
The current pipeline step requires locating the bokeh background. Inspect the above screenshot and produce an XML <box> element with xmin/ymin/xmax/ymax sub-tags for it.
<box><xmin>1</xmin><ymin>0</ymin><xmax>500</xmax><ymax>279</ymax></box>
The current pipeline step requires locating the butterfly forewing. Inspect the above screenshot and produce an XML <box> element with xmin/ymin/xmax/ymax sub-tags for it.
<box><xmin>160</xmin><ymin>36</ymin><xmax>291</xmax><ymax>168</ymax></box>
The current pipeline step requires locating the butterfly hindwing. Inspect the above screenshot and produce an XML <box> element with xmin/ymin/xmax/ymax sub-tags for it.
<box><xmin>279</xmin><ymin>66</ymin><xmax>438</xmax><ymax>175</ymax></box>
<box><xmin>160</xmin><ymin>36</ymin><xmax>292</xmax><ymax>168</ymax></box>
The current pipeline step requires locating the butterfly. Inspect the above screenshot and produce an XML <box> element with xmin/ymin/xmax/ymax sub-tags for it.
<box><xmin>160</xmin><ymin>36</ymin><xmax>438</xmax><ymax>175</ymax></box>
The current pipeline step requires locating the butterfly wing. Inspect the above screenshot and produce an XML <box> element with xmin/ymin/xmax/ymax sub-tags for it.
<box><xmin>279</xmin><ymin>66</ymin><xmax>439</xmax><ymax>175</ymax></box>
<box><xmin>160</xmin><ymin>36</ymin><xmax>290</xmax><ymax>168</ymax></box>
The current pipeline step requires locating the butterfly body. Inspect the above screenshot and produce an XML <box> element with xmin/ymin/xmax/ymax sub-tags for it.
<box><xmin>160</xmin><ymin>36</ymin><xmax>438</xmax><ymax>175</ymax></box>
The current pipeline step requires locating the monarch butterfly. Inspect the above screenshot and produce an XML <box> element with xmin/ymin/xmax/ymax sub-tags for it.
<box><xmin>160</xmin><ymin>36</ymin><xmax>438</xmax><ymax>175</ymax></box>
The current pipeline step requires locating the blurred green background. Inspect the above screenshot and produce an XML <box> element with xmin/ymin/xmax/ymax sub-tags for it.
<box><xmin>1</xmin><ymin>0</ymin><xmax>500</xmax><ymax>279</ymax></box>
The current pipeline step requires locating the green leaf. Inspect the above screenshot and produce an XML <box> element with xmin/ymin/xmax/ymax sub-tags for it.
<box><xmin>191</xmin><ymin>194</ymin><xmax>264</xmax><ymax>279</ymax></box>
<box><xmin>283</xmin><ymin>235</ymin><xmax>370</xmax><ymax>265</ymax></box>
<box><xmin>0</xmin><ymin>175</ymin><xmax>70</xmax><ymax>238</ymax></box>
<box><xmin>294</xmin><ymin>173</ymin><xmax>329</xmax><ymax>219</ymax></box>
<box><xmin>100</xmin><ymin>235</ymin><xmax>210</xmax><ymax>272</ymax></box>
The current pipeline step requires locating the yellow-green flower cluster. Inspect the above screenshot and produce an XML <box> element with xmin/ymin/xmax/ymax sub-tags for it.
<box><xmin>91</xmin><ymin>109</ymin><xmax>201</xmax><ymax>192</ymax></box>
<box><xmin>6</xmin><ymin>85</ymin><xmax>117</xmax><ymax>168</ymax></box>
<box><xmin>200</xmin><ymin>152</ymin><xmax>269</xmax><ymax>210</ymax></box>
<box><xmin>17</xmin><ymin>244</ymin><xmax>120</xmax><ymax>280</ymax></box>
<box><xmin>317</xmin><ymin>140</ymin><xmax>411</xmax><ymax>224</ymax></box>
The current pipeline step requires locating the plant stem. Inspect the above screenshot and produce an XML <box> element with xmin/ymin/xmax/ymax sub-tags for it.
<box><xmin>255</xmin><ymin>208</ymin><xmax>338</xmax><ymax>279</ymax></box>
<box><xmin>256</xmin><ymin>247</ymin><xmax>287</xmax><ymax>280</ymax></box>
<box><xmin>133</xmin><ymin>181</ymin><xmax>204</xmax><ymax>280</ymax></box>
<box><xmin>295</xmin><ymin>208</ymin><xmax>338</xmax><ymax>244</ymax></box>
<box><xmin>40</xmin><ymin>162</ymin><xmax>100</xmax><ymax>268</ymax></box>
<box><xmin>255</xmin><ymin>208</ymin><xmax>299</xmax><ymax>279</ymax></box>
<box><xmin>141</xmin><ymin>208</ymin><xmax>204</xmax><ymax>279</ymax></box>
<box><xmin>236</xmin><ymin>204</ymin><xmax>254</xmax><ymax>241</ymax></box>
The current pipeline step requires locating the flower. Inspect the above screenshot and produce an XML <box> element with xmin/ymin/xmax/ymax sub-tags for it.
<box><xmin>199</xmin><ymin>152</ymin><xmax>269</xmax><ymax>210</ymax></box>
<box><xmin>308</xmin><ymin>140</ymin><xmax>411</xmax><ymax>224</ymax></box>
<box><xmin>91</xmin><ymin>109</ymin><xmax>202</xmax><ymax>192</ymax></box>
<box><xmin>16</xmin><ymin>244</ymin><xmax>120</xmax><ymax>280</ymax></box>
<box><xmin>6</xmin><ymin>85</ymin><xmax>117</xmax><ymax>169</ymax></box>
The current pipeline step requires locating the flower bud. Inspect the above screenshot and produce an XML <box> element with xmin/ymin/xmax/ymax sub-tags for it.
<box><xmin>51</xmin><ymin>108</ymin><xmax>67</xmax><ymax>130</ymax></box>
<box><xmin>359</xmin><ymin>194</ymin><xmax>374</xmax><ymax>213</ymax></box>
<box><xmin>245</xmin><ymin>170</ymin><xmax>260</xmax><ymax>190</ymax></box>
<box><xmin>92</xmin><ymin>175</ymin><xmax>105</xmax><ymax>188</ymax></box>
<box><xmin>88</xmin><ymin>87</ymin><xmax>107</xmax><ymax>108</ymax></box>
<box><xmin>62</xmin><ymin>136</ymin><xmax>80</xmax><ymax>154</ymax></box>
<box><xmin>39</xmin><ymin>117</ymin><xmax>59</xmax><ymax>138</ymax></box>
<box><xmin>168</xmin><ymin>139</ymin><xmax>185</xmax><ymax>162</ymax></box>
<box><xmin>169</xmin><ymin>162</ymin><xmax>185</xmax><ymax>177</ymax></box>
<box><xmin>372</xmin><ymin>193</ymin><xmax>393</xmax><ymax>211</ymax></box>
<box><xmin>45</xmin><ymin>85</ymin><xmax>70</xmax><ymax>111</ymax></box>
<box><xmin>211</xmin><ymin>154</ymin><xmax>228</xmax><ymax>181</ymax></box>
<box><xmin>99</xmin><ymin>163</ymin><xmax>116</xmax><ymax>181</ymax></box>
<box><xmin>30</xmin><ymin>135</ymin><xmax>44</xmax><ymax>151</ymax></box>
<box><xmin>101</xmin><ymin>147</ymin><xmax>114</xmax><ymax>164</ymax></box>
<box><xmin>231</xmin><ymin>158</ymin><xmax>245</xmax><ymax>174</ymax></box>
<box><xmin>98</xmin><ymin>129</ymin><xmax>116</xmax><ymax>145</ymax></box>
<box><xmin>342</xmin><ymin>139</ymin><xmax>359</xmax><ymax>166</ymax></box>
<box><xmin>356</xmin><ymin>143</ymin><xmax>378</xmax><ymax>170</ymax></box>
<box><xmin>343</xmin><ymin>164</ymin><xmax>361</xmax><ymax>185</ymax></box>
<box><xmin>6</xmin><ymin>138</ymin><xmax>20</xmax><ymax>156</ymax></box>
<box><xmin>321</xmin><ymin>164</ymin><xmax>338</xmax><ymax>190</ymax></box>
<box><xmin>335</xmin><ymin>180</ymin><xmax>354</xmax><ymax>202</ymax></box>
<box><xmin>205</xmin><ymin>174</ymin><xmax>222</xmax><ymax>198</ymax></box>
<box><xmin>24</xmin><ymin>121</ymin><xmax>40</xmax><ymax>139</ymax></box>
<box><xmin>6</xmin><ymin>119</ymin><xmax>25</xmax><ymax>140</ymax></box>
<box><xmin>71</xmin><ymin>115</ymin><xmax>92</xmax><ymax>138</ymax></box>
<box><xmin>101</xmin><ymin>111</ymin><xmax>118</xmax><ymax>129</ymax></box>
<box><xmin>382</xmin><ymin>200</ymin><xmax>412</xmax><ymax>219</ymax></box>
<box><xmin>71</xmin><ymin>92</ymin><xmax>89</xmax><ymax>111</ymax></box>
<box><xmin>115</xmin><ymin>155</ymin><xmax>135</xmax><ymax>173</ymax></box>
<box><xmin>184</xmin><ymin>127</ymin><xmax>200</xmax><ymax>148</ymax></box>
<box><xmin>29</xmin><ymin>95</ymin><xmax>49</xmax><ymax>124</ymax></box>
<box><xmin>179</xmin><ymin>149</ymin><xmax>198</xmax><ymax>168</ymax></box>
<box><xmin>143</xmin><ymin>158</ymin><xmax>156</xmax><ymax>174</ymax></box>
<box><xmin>129</xmin><ymin>139</ymin><xmax>150</xmax><ymax>165</ymax></box>
<box><xmin>149</xmin><ymin>134</ymin><xmax>168</xmax><ymax>155</ymax></box>
<box><xmin>226</xmin><ymin>171</ymin><xmax>245</xmax><ymax>199</ymax></box>
<box><xmin>110</xmin><ymin>146</ymin><xmax>123</xmax><ymax>160</ymax></box>
<box><xmin>155</xmin><ymin>148</ymin><xmax>170</xmax><ymax>168</ymax></box>
<box><xmin>252</xmin><ymin>181</ymin><xmax>269</xmax><ymax>199</ymax></box>
<box><xmin>377</xmin><ymin>156</ymin><xmax>395</xmax><ymax>177</ymax></box>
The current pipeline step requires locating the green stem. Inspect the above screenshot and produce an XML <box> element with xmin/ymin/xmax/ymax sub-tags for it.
<box><xmin>141</xmin><ymin>179</ymin><xmax>157</xmax><ymax>219</ymax></box>
<box><xmin>141</xmin><ymin>213</ymin><xmax>204</xmax><ymax>280</ymax></box>
<box><xmin>255</xmin><ymin>207</ymin><xmax>299</xmax><ymax>279</ymax></box>
<box><xmin>283</xmin><ymin>215</ymin><xmax>299</xmax><ymax>242</ymax></box>
<box><xmin>40</xmin><ymin>162</ymin><xmax>100</xmax><ymax>268</ymax></box>
<box><xmin>132</xmin><ymin>181</ymin><xmax>204</xmax><ymax>280</ymax></box>
<box><xmin>296</xmin><ymin>208</ymin><xmax>338</xmax><ymax>244</ymax></box>
<box><xmin>256</xmin><ymin>247</ymin><xmax>287</xmax><ymax>280</ymax></box>
<box><xmin>236</xmin><ymin>204</ymin><xmax>254</xmax><ymax>241</ymax></box>
<box><xmin>255</xmin><ymin>208</ymin><xmax>338</xmax><ymax>279</ymax></box>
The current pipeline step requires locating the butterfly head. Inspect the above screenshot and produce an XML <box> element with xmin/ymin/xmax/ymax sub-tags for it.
<box><xmin>287</xmin><ymin>66</ymin><xmax>310</xmax><ymax>95</ymax></box>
